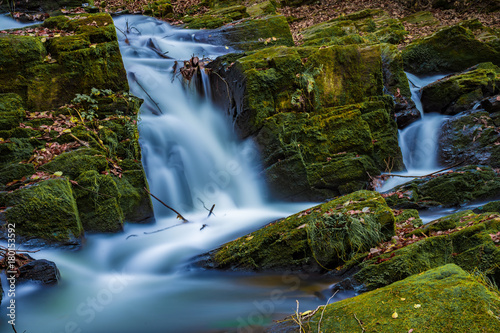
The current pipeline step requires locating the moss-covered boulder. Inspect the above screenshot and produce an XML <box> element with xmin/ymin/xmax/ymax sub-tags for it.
<box><xmin>402</xmin><ymin>24</ymin><xmax>500</xmax><ymax>74</ymax></box>
<box><xmin>0</xmin><ymin>178</ymin><xmax>83</xmax><ymax>247</ymax></box>
<box><xmin>438</xmin><ymin>108</ymin><xmax>500</xmax><ymax>168</ymax></box>
<box><xmin>343</xmin><ymin>211</ymin><xmax>500</xmax><ymax>292</ymax></box>
<box><xmin>421</xmin><ymin>63</ymin><xmax>500</xmax><ymax>115</ymax></box>
<box><xmin>300</xmin><ymin>9</ymin><xmax>409</xmax><ymax>47</ymax></box>
<box><xmin>0</xmin><ymin>88</ymin><xmax>153</xmax><ymax>241</ymax></box>
<box><xmin>212</xmin><ymin>15</ymin><xmax>294</xmax><ymax>51</ymax></box>
<box><xmin>383</xmin><ymin>166</ymin><xmax>500</xmax><ymax>209</ymax></box>
<box><xmin>208</xmin><ymin>43</ymin><xmax>404</xmax><ymax>200</ymax></box>
<box><xmin>474</xmin><ymin>201</ymin><xmax>500</xmax><ymax>214</ymax></box>
<box><xmin>281</xmin><ymin>264</ymin><xmax>500</xmax><ymax>333</ymax></box>
<box><xmin>184</xmin><ymin>5</ymin><xmax>249</xmax><ymax>29</ymax></box>
<box><xmin>206</xmin><ymin>190</ymin><xmax>395</xmax><ymax>272</ymax></box>
<box><xmin>0</xmin><ymin>13</ymin><xmax>127</xmax><ymax>111</ymax></box>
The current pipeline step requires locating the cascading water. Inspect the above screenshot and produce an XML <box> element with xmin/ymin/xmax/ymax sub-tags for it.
<box><xmin>378</xmin><ymin>72</ymin><xmax>448</xmax><ymax>192</ymax></box>
<box><xmin>1</xmin><ymin>15</ymin><xmax>355</xmax><ymax>333</ymax></box>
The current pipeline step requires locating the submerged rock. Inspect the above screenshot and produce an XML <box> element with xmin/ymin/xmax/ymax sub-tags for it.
<box><xmin>382</xmin><ymin>166</ymin><xmax>500</xmax><ymax>209</ymax></box>
<box><xmin>205</xmin><ymin>190</ymin><xmax>395</xmax><ymax>273</ymax></box>
<box><xmin>18</xmin><ymin>259</ymin><xmax>60</xmax><ymax>285</ymax></box>
<box><xmin>272</xmin><ymin>264</ymin><xmax>500</xmax><ymax>332</ymax></box>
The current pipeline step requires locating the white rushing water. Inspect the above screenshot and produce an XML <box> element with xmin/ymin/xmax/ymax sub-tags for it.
<box><xmin>378</xmin><ymin>72</ymin><xmax>449</xmax><ymax>192</ymax></box>
<box><xmin>1</xmin><ymin>15</ymin><xmax>351</xmax><ymax>333</ymax></box>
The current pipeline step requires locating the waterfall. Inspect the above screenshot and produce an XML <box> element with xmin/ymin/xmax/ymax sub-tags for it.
<box><xmin>378</xmin><ymin>72</ymin><xmax>448</xmax><ymax>192</ymax></box>
<box><xmin>116</xmin><ymin>15</ymin><xmax>265</xmax><ymax>216</ymax></box>
<box><xmin>0</xmin><ymin>15</ymin><xmax>332</xmax><ymax>333</ymax></box>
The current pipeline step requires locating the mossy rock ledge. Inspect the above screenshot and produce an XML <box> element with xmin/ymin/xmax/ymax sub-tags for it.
<box><xmin>402</xmin><ymin>22</ymin><xmax>500</xmax><ymax>74</ymax></box>
<box><xmin>0</xmin><ymin>12</ymin><xmax>128</xmax><ymax>111</ymax></box>
<box><xmin>421</xmin><ymin>62</ymin><xmax>500</xmax><ymax>115</ymax></box>
<box><xmin>0</xmin><ymin>13</ymin><xmax>153</xmax><ymax>247</ymax></box>
<box><xmin>269</xmin><ymin>264</ymin><xmax>500</xmax><ymax>333</ymax></box>
<box><xmin>382</xmin><ymin>165</ymin><xmax>500</xmax><ymax>209</ymax></box>
<box><xmin>207</xmin><ymin>28</ymin><xmax>409</xmax><ymax>200</ymax></box>
<box><xmin>438</xmin><ymin>107</ymin><xmax>500</xmax><ymax>168</ymax></box>
<box><xmin>203</xmin><ymin>190</ymin><xmax>395</xmax><ymax>273</ymax></box>
<box><xmin>337</xmin><ymin>210</ymin><xmax>500</xmax><ymax>292</ymax></box>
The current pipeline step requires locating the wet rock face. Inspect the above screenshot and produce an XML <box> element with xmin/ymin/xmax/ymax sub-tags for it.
<box><xmin>18</xmin><ymin>259</ymin><xmax>60</xmax><ymax>285</ymax></box>
<box><xmin>438</xmin><ymin>107</ymin><xmax>500</xmax><ymax>168</ymax></box>
<box><xmin>420</xmin><ymin>63</ymin><xmax>500</xmax><ymax>115</ymax></box>
<box><xmin>382</xmin><ymin>166</ymin><xmax>500</xmax><ymax>209</ymax></box>
<box><xmin>402</xmin><ymin>24</ymin><xmax>500</xmax><ymax>75</ymax></box>
<box><xmin>208</xmin><ymin>43</ymin><xmax>404</xmax><ymax>200</ymax></box>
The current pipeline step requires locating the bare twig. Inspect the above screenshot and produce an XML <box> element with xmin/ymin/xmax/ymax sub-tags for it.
<box><xmin>144</xmin><ymin>223</ymin><xmax>184</xmax><ymax>234</ymax></box>
<box><xmin>382</xmin><ymin>160</ymin><xmax>466</xmax><ymax>179</ymax></box>
<box><xmin>128</xmin><ymin>72</ymin><xmax>163</xmax><ymax>114</ymax></box>
<box><xmin>207</xmin><ymin>204</ymin><xmax>216</xmax><ymax>218</ymax></box>
<box><xmin>11</xmin><ymin>324</ymin><xmax>17</xmax><ymax>333</ymax></box>
<box><xmin>68</xmin><ymin>133</ymin><xmax>89</xmax><ymax>147</ymax></box>
<box><xmin>318</xmin><ymin>291</ymin><xmax>338</xmax><ymax>332</ymax></box>
<box><xmin>126</xmin><ymin>234</ymin><xmax>138</xmax><ymax>240</ymax></box>
<box><xmin>354</xmin><ymin>313</ymin><xmax>365</xmax><ymax>332</ymax></box>
<box><xmin>143</xmin><ymin>187</ymin><xmax>188</xmax><ymax>222</ymax></box>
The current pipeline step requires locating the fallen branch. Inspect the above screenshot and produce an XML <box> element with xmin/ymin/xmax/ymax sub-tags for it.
<box><xmin>381</xmin><ymin>160</ymin><xmax>465</xmax><ymax>179</ymax></box>
<box><xmin>144</xmin><ymin>223</ymin><xmax>184</xmax><ymax>234</ymax></box>
<box><xmin>128</xmin><ymin>72</ymin><xmax>163</xmax><ymax>115</ymax></box>
<box><xmin>143</xmin><ymin>187</ymin><xmax>188</xmax><ymax>222</ymax></box>
<box><xmin>354</xmin><ymin>313</ymin><xmax>365</xmax><ymax>332</ymax></box>
<box><xmin>318</xmin><ymin>291</ymin><xmax>338</xmax><ymax>332</ymax></box>
<box><xmin>207</xmin><ymin>204</ymin><xmax>215</xmax><ymax>218</ymax></box>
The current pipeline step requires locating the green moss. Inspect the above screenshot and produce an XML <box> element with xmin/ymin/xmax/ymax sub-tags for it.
<box><xmin>73</xmin><ymin>170</ymin><xmax>124</xmax><ymax>233</ymax></box>
<box><xmin>219</xmin><ymin>15</ymin><xmax>294</xmax><ymax>51</ymax></box>
<box><xmin>395</xmin><ymin>209</ymin><xmax>423</xmax><ymax>228</ymax></box>
<box><xmin>402</xmin><ymin>11</ymin><xmax>439</xmax><ymax>26</ymax></box>
<box><xmin>0</xmin><ymin>163</ymin><xmax>35</xmax><ymax>189</ymax></box>
<box><xmin>475</xmin><ymin>201</ymin><xmax>500</xmax><ymax>214</ymax></box>
<box><xmin>42</xmin><ymin>148</ymin><xmax>108</xmax><ymax>179</ymax></box>
<box><xmin>421</xmin><ymin>62</ymin><xmax>500</xmax><ymax>115</ymax></box>
<box><xmin>309</xmin><ymin>44</ymin><xmax>384</xmax><ymax>107</ymax></box>
<box><xmin>143</xmin><ymin>0</ymin><xmax>173</xmax><ymax>19</ymax></box>
<box><xmin>0</xmin><ymin>93</ymin><xmax>25</xmax><ymax>131</ymax></box>
<box><xmin>46</xmin><ymin>35</ymin><xmax>91</xmax><ymax>58</ymax></box>
<box><xmin>302</xmin><ymin>264</ymin><xmax>500</xmax><ymax>333</ymax></box>
<box><xmin>352</xmin><ymin>212</ymin><xmax>500</xmax><ymax>291</ymax></box>
<box><xmin>212</xmin><ymin>190</ymin><xmax>395</xmax><ymax>272</ymax></box>
<box><xmin>246</xmin><ymin>0</ymin><xmax>277</xmax><ymax>16</ymax></box>
<box><xmin>301</xmin><ymin>10</ymin><xmax>408</xmax><ymax>47</ymax></box>
<box><xmin>3</xmin><ymin>178</ymin><xmax>83</xmax><ymax>244</ymax></box>
<box><xmin>0</xmin><ymin>138</ymin><xmax>34</xmax><ymax>167</ymax></box>
<box><xmin>384</xmin><ymin>166</ymin><xmax>500</xmax><ymax>208</ymax></box>
<box><xmin>402</xmin><ymin>25</ymin><xmax>500</xmax><ymax>74</ymax></box>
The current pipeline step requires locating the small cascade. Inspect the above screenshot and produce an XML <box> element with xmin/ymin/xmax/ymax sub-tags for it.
<box><xmin>0</xmin><ymin>15</ymin><xmax>331</xmax><ymax>333</ymax></box>
<box><xmin>117</xmin><ymin>15</ymin><xmax>266</xmax><ymax>216</ymax></box>
<box><xmin>378</xmin><ymin>72</ymin><xmax>448</xmax><ymax>192</ymax></box>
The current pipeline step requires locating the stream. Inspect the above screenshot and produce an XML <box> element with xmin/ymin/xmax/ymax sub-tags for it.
<box><xmin>0</xmin><ymin>14</ymin><xmax>493</xmax><ymax>333</ymax></box>
<box><xmin>0</xmin><ymin>15</ymin><xmax>353</xmax><ymax>333</ymax></box>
